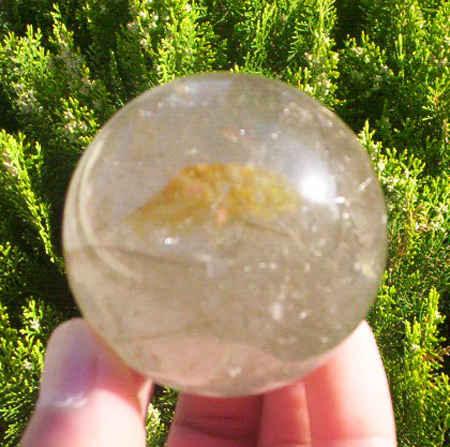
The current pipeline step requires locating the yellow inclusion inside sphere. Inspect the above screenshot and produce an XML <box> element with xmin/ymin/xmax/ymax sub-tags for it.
<box><xmin>126</xmin><ymin>163</ymin><xmax>300</xmax><ymax>233</ymax></box>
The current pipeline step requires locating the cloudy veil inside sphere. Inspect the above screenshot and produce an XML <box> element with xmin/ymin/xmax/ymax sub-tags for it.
<box><xmin>63</xmin><ymin>73</ymin><xmax>387</xmax><ymax>396</ymax></box>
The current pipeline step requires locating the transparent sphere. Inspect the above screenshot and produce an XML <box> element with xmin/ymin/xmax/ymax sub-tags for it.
<box><xmin>63</xmin><ymin>73</ymin><xmax>387</xmax><ymax>396</ymax></box>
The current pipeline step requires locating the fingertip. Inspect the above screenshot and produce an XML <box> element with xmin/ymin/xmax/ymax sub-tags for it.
<box><xmin>258</xmin><ymin>380</ymin><xmax>311</xmax><ymax>447</ymax></box>
<box><xmin>169</xmin><ymin>394</ymin><xmax>262</xmax><ymax>446</ymax></box>
<box><xmin>304</xmin><ymin>321</ymin><xmax>396</xmax><ymax>445</ymax></box>
<box><xmin>22</xmin><ymin>318</ymin><xmax>152</xmax><ymax>447</ymax></box>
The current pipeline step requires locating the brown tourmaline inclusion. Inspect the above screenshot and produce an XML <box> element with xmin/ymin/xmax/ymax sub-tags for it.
<box><xmin>126</xmin><ymin>163</ymin><xmax>300</xmax><ymax>234</ymax></box>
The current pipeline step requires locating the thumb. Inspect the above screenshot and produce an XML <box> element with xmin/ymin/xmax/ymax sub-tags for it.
<box><xmin>21</xmin><ymin>318</ymin><xmax>152</xmax><ymax>447</ymax></box>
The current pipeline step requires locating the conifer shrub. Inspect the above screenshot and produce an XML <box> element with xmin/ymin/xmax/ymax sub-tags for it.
<box><xmin>1</xmin><ymin>1</ymin><xmax>448</xmax><ymax>446</ymax></box>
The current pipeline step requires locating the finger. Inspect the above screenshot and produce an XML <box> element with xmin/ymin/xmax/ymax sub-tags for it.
<box><xmin>258</xmin><ymin>380</ymin><xmax>311</xmax><ymax>447</ymax></box>
<box><xmin>21</xmin><ymin>318</ymin><xmax>152</xmax><ymax>447</ymax></box>
<box><xmin>168</xmin><ymin>394</ymin><xmax>263</xmax><ymax>447</ymax></box>
<box><xmin>304</xmin><ymin>321</ymin><xmax>397</xmax><ymax>447</ymax></box>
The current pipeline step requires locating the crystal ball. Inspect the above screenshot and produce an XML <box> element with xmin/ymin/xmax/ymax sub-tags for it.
<box><xmin>63</xmin><ymin>72</ymin><xmax>387</xmax><ymax>396</ymax></box>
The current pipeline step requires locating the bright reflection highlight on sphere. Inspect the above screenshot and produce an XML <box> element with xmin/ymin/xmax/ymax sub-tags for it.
<box><xmin>300</xmin><ymin>172</ymin><xmax>333</xmax><ymax>204</ymax></box>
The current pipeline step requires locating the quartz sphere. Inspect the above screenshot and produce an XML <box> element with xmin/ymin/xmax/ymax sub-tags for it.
<box><xmin>63</xmin><ymin>72</ymin><xmax>387</xmax><ymax>396</ymax></box>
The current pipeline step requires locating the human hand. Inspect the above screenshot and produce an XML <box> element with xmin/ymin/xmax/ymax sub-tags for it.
<box><xmin>22</xmin><ymin>319</ymin><xmax>396</xmax><ymax>446</ymax></box>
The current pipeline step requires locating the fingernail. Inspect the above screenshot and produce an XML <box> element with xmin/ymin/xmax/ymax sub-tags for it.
<box><xmin>37</xmin><ymin>319</ymin><xmax>99</xmax><ymax>409</ymax></box>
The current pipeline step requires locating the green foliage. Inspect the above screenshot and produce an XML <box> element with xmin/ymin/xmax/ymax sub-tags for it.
<box><xmin>362</xmin><ymin>122</ymin><xmax>450</xmax><ymax>446</ymax></box>
<box><xmin>0</xmin><ymin>295</ymin><xmax>65</xmax><ymax>444</ymax></box>
<box><xmin>337</xmin><ymin>0</ymin><xmax>449</xmax><ymax>173</ymax></box>
<box><xmin>1</xmin><ymin>0</ymin><xmax>55</xmax><ymax>36</ymax></box>
<box><xmin>145</xmin><ymin>387</ymin><xmax>177</xmax><ymax>446</ymax></box>
<box><xmin>226</xmin><ymin>0</ymin><xmax>340</xmax><ymax>106</ymax></box>
<box><xmin>0</xmin><ymin>132</ymin><xmax>57</xmax><ymax>265</ymax></box>
<box><xmin>0</xmin><ymin>1</ymin><xmax>448</xmax><ymax>446</ymax></box>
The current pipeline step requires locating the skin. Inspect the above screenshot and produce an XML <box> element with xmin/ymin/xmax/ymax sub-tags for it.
<box><xmin>22</xmin><ymin>318</ymin><xmax>397</xmax><ymax>447</ymax></box>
